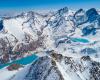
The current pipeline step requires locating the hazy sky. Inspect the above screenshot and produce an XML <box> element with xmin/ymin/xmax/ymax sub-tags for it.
<box><xmin>0</xmin><ymin>0</ymin><xmax>100</xmax><ymax>12</ymax></box>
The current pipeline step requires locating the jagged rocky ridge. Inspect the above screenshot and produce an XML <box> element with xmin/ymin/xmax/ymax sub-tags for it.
<box><xmin>11</xmin><ymin>52</ymin><xmax>100</xmax><ymax>80</ymax></box>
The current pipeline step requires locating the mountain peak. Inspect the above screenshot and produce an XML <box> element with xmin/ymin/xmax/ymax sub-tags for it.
<box><xmin>57</xmin><ymin>7</ymin><xmax>68</xmax><ymax>15</ymax></box>
<box><xmin>86</xmin><ymin>8</ymin><xmax>98</xmax><ymax>22</ymax></box>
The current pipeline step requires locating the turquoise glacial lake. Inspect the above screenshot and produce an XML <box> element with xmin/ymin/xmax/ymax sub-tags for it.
<box><xmin>0</xmin><ymin>54</ymin><xmax>38</xmax><ymax>69</ymax></box>
<box><xmin>71</xmin><ymin>38</ymin><xmax>89</xmax><ymax>43</ymax></box>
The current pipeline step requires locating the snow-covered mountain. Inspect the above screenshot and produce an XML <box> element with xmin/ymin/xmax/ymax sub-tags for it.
<box><xmin>11</xmin><ymin>52</ymin><xmax>100</xmax><ymax>80</ymax></box>
<box><xmin>0</xmin><ymin>7</ymin><xmax>100</xmax><ymax>80</ymax></box>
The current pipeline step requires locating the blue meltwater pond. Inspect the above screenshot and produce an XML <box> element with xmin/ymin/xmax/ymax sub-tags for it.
<box><xmin>71</xmin><ymin>38</ymin><xmax>89</xmax><ymax>43</ymax></box>
<box><xmin>0</xmin><ymin>54</ymin><xmax>38</xmax><ymax>69</ymax></box>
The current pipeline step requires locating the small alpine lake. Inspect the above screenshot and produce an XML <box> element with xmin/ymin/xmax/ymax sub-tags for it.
<box><xmin>0</xmin><ymin>54</ymin><xmax>38</xmax><ymax>69</ymax></box>
<box><xmin>71</xmin><ymin>37</ymin><xmax>89</xmax><ymax>43</ymax></box>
